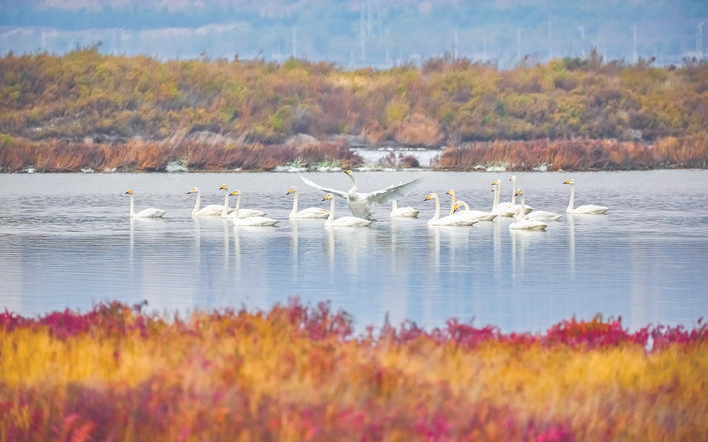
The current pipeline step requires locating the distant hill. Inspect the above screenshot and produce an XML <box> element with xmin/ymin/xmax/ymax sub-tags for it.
<box><xmin>1</xmin><ymin>0</ymin><xmax>707</xmax><ymax>68</ymax></box>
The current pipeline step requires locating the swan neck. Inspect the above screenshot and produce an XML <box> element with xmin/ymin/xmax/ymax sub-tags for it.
<box><xmin>492</xmin><ymin>184</ymin><xmax>500</xmax><ymax>210</ymax></box>
<box><xmin>347</xmin><ymin>173</ymin><xmax>358</xmax><ymax>192</ymax></box>
<box><xmin>129</xmin><ymin>193</ymin><xmax>135</xmax><ymax>218</ymax></box>
<box><xmin>222</xmin><ymin>192</ymin><xmax>230</xmax><ymax>217</ymax></box>
<box><xmin>519</xmin><ymin>193</ymin><xmax>526</xmax><ymax>218</ymax></box>
<box><xmin>567</xmin><ymin>183</ymin><xmax>575</xmax><ymax>212</ymax></box>
<box><xmin>291</xmin><ymin>190</ymin><xmax>299</xmax><ymax>215</ymax></box>
<box><xmin>432</xmin><ymin>194</ymin><xmax>440</xmax><ymax>221</ymax></box>
<box><xmin>511</xmin><ymin>179</ymin><xmax>517</xmax><ymax>205</ymax></box>
<box><xmin>192</xmin><ymin>190</ymin><xmax>200</xmax><ymax>216</ymax></box>
<box><xmin>448</xmin><ymin>191</ymin><xmax>455</xmax><ymax>216</ymax></box>
<box><xmin>392</xmin><ymin>200</ymin><xmax>398</xmax><ymax>210</ymax></box>
<box><xmin>327</xmin><ymin>197</ymin><xmax>336</xmax><ymax>223</ymax></box>
<box><xmin>233</xmin><ymin>193</ymin><xmax>241</xmax><ymax>219</ymax></box>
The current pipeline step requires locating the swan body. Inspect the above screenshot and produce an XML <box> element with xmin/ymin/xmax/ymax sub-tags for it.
<box><xmin>391</xmin><ymin>200</ymin><xmax>420</xmax><ymax>218</ymax></box>
<box><xmin>509</xmin><ymin>190</ymin><xmax>548</xmax><ymax>231</ymax></box>
<box><xmin>522</xmin><ymin>209</ymin><xmax>562</xmax><ymax>222</ymax></box>
<box><xmin>231</xmin><ymin>190</ymin><xmax>279</xmax><ymax>227</ymax></box>
<box><xmin>563</xmin><ymin>179</ymin><xmax>609</xmax><ymax>215</ymax></box>
<box><xmin>125</xmin><ymin>190</ymin><xmax>166</xmax><ymax>218</ymax></box>
<box><xmin>323</xmin><ymin>193</ymin><xmax>373</xmax><ymax>228</ymax></box>
<box><xmin>287</xmin><ymin>186</ymin><xmax>329</xmax><ymax>219</ymax></box>
<box><xmin>452</xmin><ymin>200</ymin><xmax>498</xmax><ymax>222</ymax></box>
<box><xmin>187</xmin><ymin>187</ymin><xmax>227</xmax><ymax>216</ymax></box>
<box><xmin>447</xmin><ymin>189</ymin><xmax>496</xmax><ymax>221</ymax></box>
<box><xmin>424</xmin><ymin>193</ymin><xmax>477</xmax><ymax>227</ymax></box>
<box><xmin>220</xmin><ymin>185</ymin><xmax>267</xmax><ymax>218</ymax></box>
<box><xmin>301</xmin><ymin>170</ymin><xmax>421</xmax><ymax>220</ymax></box>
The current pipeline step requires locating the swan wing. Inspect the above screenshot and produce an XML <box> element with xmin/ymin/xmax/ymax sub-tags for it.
<box><xmin>361</xmin><ymin>177</ymin><xmax>422</xmax><ymax>205</ymax></box>
<box><xmin>300</xmin><ymin>175</ymin><xmax>348</xmax><ymax>199</ymax></box>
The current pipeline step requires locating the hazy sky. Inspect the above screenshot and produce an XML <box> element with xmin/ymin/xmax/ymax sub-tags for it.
<box><xmin>1</xmin><ymin>1</ymin><xmax>706</xmax><ymax>67</ymax></box>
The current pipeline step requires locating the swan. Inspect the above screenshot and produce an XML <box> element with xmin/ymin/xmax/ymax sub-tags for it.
<box><xmin>446</xmin><ymin>189</ymin><xmax>496</xmax><ymax>221</ymax></box>
<box><xmin>301</xmin><ymin>170</ymin><xmax>421</xmax><ymax>220</ymax></box>
<box><xmin>231</xmin><ymin>190</ymin><xmax>279</xmax><ymax>227</ymax></box>
<box><xmin>219</xmin><ymin>185</ymin><xmax>267</xmax><ymax>219</ymax></box>
<box><xmin>322</xmin><ymin>193</ymin><xmax>373</xmax><ymax>228</ymax></box>
<box><xmin>124</xmin><ymin>190</ymin><xmax>166</xmax><ymax>218</ymax></box>
<box><xmin>563</xmin><ymin>179</ymin><xmax>609</xmax><ymax>214</ymax></box>
<box><xmin>491</xmin><ymin>180</ymin><xmax>516</xmax><ymax>217</ymax></box>
<box><xmin>187</xmin><ymin>187</ymin><xmax>227</xmax><ymax>216</ymax></box>
<box><xmin>508</xmin><ymin>175</ymin><xmax>533</xmax><ymax>214</ymax></box>
<box><xmin>286</xmin><ymin>186</ymin><xmax>329</xmax><ymax>219</ymax></box>
<box><xmin>391</xmin><ymin>200</ymin><xmax>420</xmax><ymax>218</ymax></box>
<box><xmin>452</xmin><ymin>200</ymin><xmax>498</xmax><ymax>222</ymax></box>
<box><xmin>509</xmin><ymin>190</ymin><xmax>548</xmax><ymax>231</ymax></box>
<box><xmin>424</xmin><ymin>193</ymin><xmax>478</xmax><ymax>227</ymax></box>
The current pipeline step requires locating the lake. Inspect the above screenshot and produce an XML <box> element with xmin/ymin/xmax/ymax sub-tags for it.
<box><xmin>1</xmin><ymin>170</ymin><xmax>707</xmax><ymax>333</ymax></box>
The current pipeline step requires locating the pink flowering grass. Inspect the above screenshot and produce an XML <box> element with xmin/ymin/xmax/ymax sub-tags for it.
<box><xmin>1</xmin><ymin>301</ymin><xmax>706</xmax><ymax>441</ymax></box>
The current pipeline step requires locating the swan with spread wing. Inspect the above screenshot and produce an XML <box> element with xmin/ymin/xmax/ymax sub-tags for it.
<box><xmin>300</xmin><ymin>170</ymin><xmax>421</xmax><ymax>220</ymax></box>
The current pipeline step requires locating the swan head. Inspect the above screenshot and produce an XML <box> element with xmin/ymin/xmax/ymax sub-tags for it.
<box><xmin>287</xmin><ymin>186</ymin><xmax>296</xmax><ymax>195</ymax></box>
<box><xmin>424</xmin><ymin>193</ymin><xmax>435</xmax><ymax>201</ymax></box>
<box><xmin>563</xmin><ymin>179</ymin><xmax>575</xmax><ymax>185</ymax></box>
<box><xmin>492</xmin><ymin>180</ymin><xmax>499</xmax><ymax>185</ymax></box>
<box><xmin>228</xmin><ymin>191</ymin><xmax>237</xmax><ymax>196</ymax></box>
<box><xmin>219</xmin><ymin>184</ymin><xmax>228</xmax><ymax>191</ymax></box>
<box><xmin>344</xmin><ymin>170</ymin><xmax>352</xmax><ymax>176</ymax></box>
<box><xmin>515</xmin><ymin>189</ymin><xmax>524</xmax><ymax>196</ymax></box>
<box><xmin>446</xmin><ymin>189</ymin><xmax>455</xmax><ymax>197</ymax></box>
<box><xmin>125</xmin><ymin>189</ymin><xmax>133</xmax><ymax>195</ymax></box>
<box><xmin>509</xmin><ymin>176</ymin><xmax>516</xmax><ymax>181</ymax></box>
<box><xmin>187</xmin><ymin>187</ymin><xmax>198</xmax><ymax>195</ymax></box>
<box><xmin>322</xmin><ymin>193</ymin><xmax>334</xmax><ymax>202</ymax></box>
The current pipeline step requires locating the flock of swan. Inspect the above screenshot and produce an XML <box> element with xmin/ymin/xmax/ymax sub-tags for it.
<box><xmin>125</xmin><ymin>171</ymin><xmax>609</xmax><ymax>231</ymax></box>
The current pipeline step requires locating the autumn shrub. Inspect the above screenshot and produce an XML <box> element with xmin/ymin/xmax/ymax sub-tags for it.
<box><xmin>0</xmin><ymin>301</ymin><xmax>706</xmax><ymax>441</ymax></box>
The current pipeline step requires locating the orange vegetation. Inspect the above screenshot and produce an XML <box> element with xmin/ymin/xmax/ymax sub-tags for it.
<box><xmin>1</xmin><ymin>301</ymin><xmax>706</xmax><ymax>440</ymax></box>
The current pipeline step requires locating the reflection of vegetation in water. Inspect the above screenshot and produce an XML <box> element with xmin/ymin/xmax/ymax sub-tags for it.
<box><xmin>1</xmin><ymin>301</ymin><xmax>706</xmax><ymax>439</ymax></box>
<box><xmin>1</xmin><ymin>48</ymin><xmax>708</xmax><ymax>171</ymax></box>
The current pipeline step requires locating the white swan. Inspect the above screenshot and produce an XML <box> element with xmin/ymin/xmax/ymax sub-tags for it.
<box><xmin>424</xmin><ymin>193</ymin><xmax>478</xmax><ymax>227</ymax></box>
<box><xmin>231</xmin><ymin>190</ymin><xmax>279</xmax><ymax>227</ymax></box>
<box><xmin>287</xmin><ymin>186</ymin><xmax>329</xmax><ymax>219</ymax></box>
<box><xmin>322</xmin><ymin>193</ymin><xmax>373</xmax><ymax>228</ymax></box>
<box><xmin>391</xmin><ymin>200</ymin><xmax>420</xmax><ymax>218</ymax></box>
<box><xmin>219</xmin><ymin>185</ymin><xmax>267</xmax><ymax>219</ymax></box>
<box><xmin>187</xmin><ymin>187</ymin><xmax>227</xmax><ymax>217</ymax></box>
<box><xmin>452</xmin><ymin>200</ymin><xmax>498</xmax><ymax>222</ymax></box>
<box><xmin>446</xmin><ymin>189</ymin><xmax>496</xmax><ymax>221</ymax></box>
<box><xmin>124</xmin><ymin>190</ymin><xmax>166</xmax><ymax>218</ymax></box>
<box><xmin>491</xmin><ymin>180</ymin><xmax>516</xmax><ymax>217</ymax></box>
<box><xmin>508</xmin><ymin>175</ymin><xmax>533</xmax><ymax>214</ymax></box>
<box><xmin>301</xmin><ymin>170</ymin><xmax>421</xmax><ymax>220</ymax></box>
<box><xmin>509</xmin><ymin>190</ymin><xmax>548</xmax><ymax>231</ymax></box>
<box><xmin>563</xmin><ymin>179</ymin><xmax>609</xmax><ymax>214</ymax></box>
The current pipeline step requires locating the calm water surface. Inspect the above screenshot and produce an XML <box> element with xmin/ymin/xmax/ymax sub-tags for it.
<box><xmin>1</xmin><ymin>170</ymin><xmax>707</xmax><ymax>333</ymax></box>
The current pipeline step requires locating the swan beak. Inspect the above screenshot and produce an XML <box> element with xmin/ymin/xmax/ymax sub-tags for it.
<box><xmin>344</xmin><ymin>170</ymin><xmax>351</xmax><ymax>175</ymax></box>
<box><xmin>515</xmin><ymin>190</ymin><xmax>522</xmax><ymax>195</ymax></box>
<box><xmin>424</xmin><ymin>195</ymin><xmax>431</xmax><ymax>201</ymax></box>
<box><xmin>125</xmin><ymin>190</ymin><xmax>132</xmax><ymax>195</ymax></box>
<box><xmin>219</xmin><ymin>185</ymin><xmax>227</xmax><ymax>190</ymax></box>
<box><xmin>446</xmin><ymin>190</ymin><xmax>452</xmax><ymax>195</ymax></box>
<box><xmin>322</xmin><ymin>195</ymin><xmax>329</xmax><ymax>201</ymax></box>
<box><xmin>286</xmin><ymin>188</ymin><xmax>293</xmax><ymax>195</ymax></box>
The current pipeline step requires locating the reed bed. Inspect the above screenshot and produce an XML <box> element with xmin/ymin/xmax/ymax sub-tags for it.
<box><xmin>2</xmin><ymin>133</ymin><xmax>708</xmax><ymax>173</ymax></box>
<box><xmin>1</xmin><ymin>301</ymin><xmax>706</xmax><ymax>441</ymax></box>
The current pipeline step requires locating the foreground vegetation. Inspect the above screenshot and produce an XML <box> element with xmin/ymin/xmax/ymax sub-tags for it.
<box><xmin>2</xmin><ymin>48</ymin><xmax>708</xmax><ymax>171</ymax></box>
<box><xmin>1</xmin><ymin>301</ymin><xmax>706</xmax><ymax>440</ymax></box>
